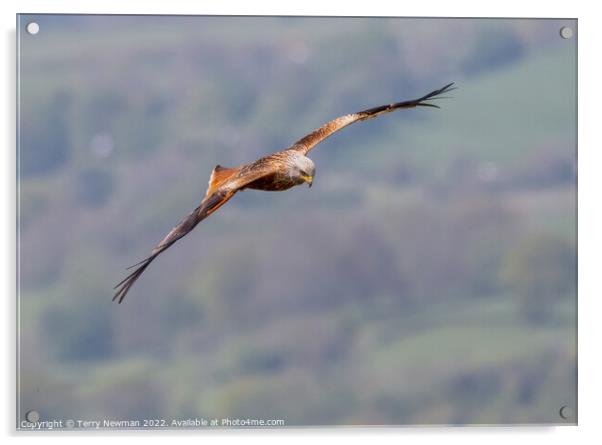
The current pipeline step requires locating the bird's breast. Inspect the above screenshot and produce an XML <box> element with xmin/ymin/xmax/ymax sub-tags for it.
<box><xmin>244</xmin><ymin>172</ymin><xmax>300</xmax><ymax>191</ymax></box>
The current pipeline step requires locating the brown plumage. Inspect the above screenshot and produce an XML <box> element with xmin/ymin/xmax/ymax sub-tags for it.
<box><xmin>113</xmin><ymin>82</ymin><xmax>455</xmax><ymax>303</ymax></box>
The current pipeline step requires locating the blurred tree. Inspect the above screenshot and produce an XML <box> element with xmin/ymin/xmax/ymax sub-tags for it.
<box><xmin>463</xmin><ymin>28</ymin><xmax>524</xmax><ymax>76</ymax></box>
<box><xmin>20</xmin><ymin>91</ymin><xmax>72</xmax><ymax>177</ymax></box>
<box><xmin>75</xmin><ymin>167</ymin><xmax>115</xmax><ymax>208</ymax></box>
<box><xmin>500</xmin><ymin>233</ymin><xmax>576</xmax><ymax>322</ymax></box>
<box><xmin>41</xmin><ymin>292</ymin><xmax>113</xmax><ymax>361</ymax></box>
<box><xmin>78</xmin><ymin>360</ymin><xmax>167</xmax><ymax>420</ymax></box>
<box><xmin>509</xmin><ymin>144</ymin><xmax>576</xmax><ymax>189</ymax></box>
<box><xmin>83</xmin><ymin>89</ymin><xmax>127</xmax><ymax>133</ymax></box>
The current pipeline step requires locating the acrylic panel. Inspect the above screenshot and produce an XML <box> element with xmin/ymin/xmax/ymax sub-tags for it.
<box><xmin>17</xmin><ymin>15</ymin><xmax>577</xmax><ymax>429</ymax></box>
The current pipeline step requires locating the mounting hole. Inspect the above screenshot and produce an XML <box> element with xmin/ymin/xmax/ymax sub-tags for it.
<box><xmin>26</xmin><ymin>22</ymin><xmax>40</xmax><ymax>35</ymax></box>
<box><xmin>559</xmin><ymin>405</ymin><xmax>573</xmax><ymax>419</ymax></box>
<box><xmin>559</xmin><ymin>26</ymin><xmax>573</xmax><ymax>39</ymax></box>
<box><xmin>25</xmin><ymin>410</ymin><xmax>40</xmax><ymax>422</ymax></box>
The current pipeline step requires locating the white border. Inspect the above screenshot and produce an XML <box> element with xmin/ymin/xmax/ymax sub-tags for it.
<box><xmin>3</xmin><ymin>0</ymin><xmax>600</xmax><ymax>443</ymax></box>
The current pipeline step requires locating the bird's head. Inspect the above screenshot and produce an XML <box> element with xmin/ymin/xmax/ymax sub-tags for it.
<box><xmin>292</xmin><ymin>154</ymin><xmax>316</xmax><ymax>188</ymax></box>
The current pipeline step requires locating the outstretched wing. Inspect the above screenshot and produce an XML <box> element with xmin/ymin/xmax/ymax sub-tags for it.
<box><xmin>113</xmin><ymin>166</ymin><xmax>275</xmax><ymax>303</ymax></box>
<box><xmin>290</xmin><ymin>82</ymin><xmax>455</xmax><ymax>155</ymax></box>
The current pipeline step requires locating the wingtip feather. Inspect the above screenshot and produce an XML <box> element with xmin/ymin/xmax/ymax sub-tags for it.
<box><xmin>113</xmin><ymin>256</ymin><xmax>155</xmax><ymax>303</ymax></box>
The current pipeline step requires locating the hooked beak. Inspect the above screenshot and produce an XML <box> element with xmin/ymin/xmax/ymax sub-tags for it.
<box><xmin>302</xmin><ymin>175</ymin><xmax>314</xmax><ymax>188</ymax></box>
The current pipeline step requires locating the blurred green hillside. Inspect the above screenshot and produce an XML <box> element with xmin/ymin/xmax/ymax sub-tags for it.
<box><xmin>17</xmin><ymin>16</ymin><xmax>576</xmax><ymax>427</ymax></box>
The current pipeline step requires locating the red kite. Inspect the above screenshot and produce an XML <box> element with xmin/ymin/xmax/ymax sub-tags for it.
<box><xmin>114</xmin><ymin>83</ymin><xmax>455</xmax><ymax>303</ymax></box>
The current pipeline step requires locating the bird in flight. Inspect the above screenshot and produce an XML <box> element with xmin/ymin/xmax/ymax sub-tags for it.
<box><xmin>114</xmin><ymin>82</ymin><xmax>455</xmax><ymax>303</ymax></box>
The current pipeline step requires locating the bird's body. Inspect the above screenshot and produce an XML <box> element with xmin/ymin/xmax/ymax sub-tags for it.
<box><xmin>114</xmin><ymin>83</ymin><xmax>455</xmax><ymax>303</ymax></box>
<box><xmin>241</xmin><ymin>150</ymin><xmax>316</xmax><ymax>191</ymax></box>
